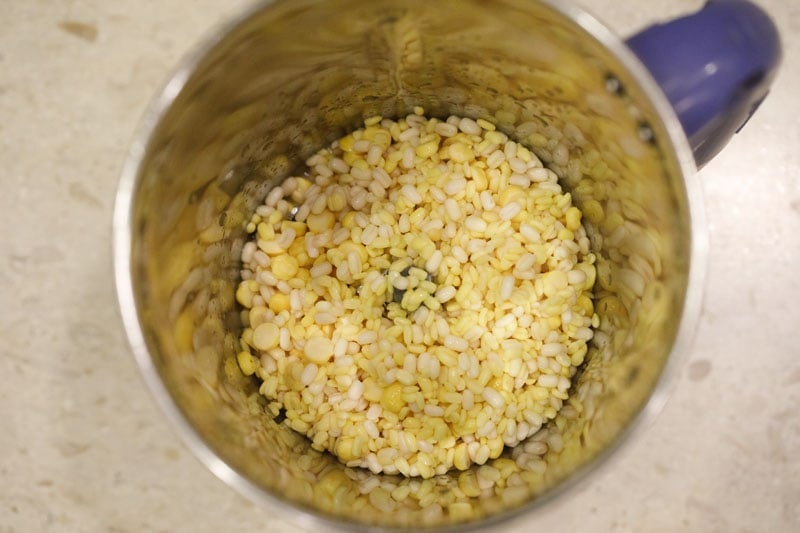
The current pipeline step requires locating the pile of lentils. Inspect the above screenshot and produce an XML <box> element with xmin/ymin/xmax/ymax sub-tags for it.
<box><xmin>235</xmin><ymin>109</ymin><xmax>596</xmax><ymax>479</ymax></box>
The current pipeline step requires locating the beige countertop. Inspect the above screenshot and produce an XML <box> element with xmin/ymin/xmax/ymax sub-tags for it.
<box><xmin>1</xmin><ymin>0</ymin><xmax>798</xmax><ymax>531</ymax></box>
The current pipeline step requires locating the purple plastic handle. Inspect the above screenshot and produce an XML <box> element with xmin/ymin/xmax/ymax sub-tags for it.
<box><xmin>626</xmin><ymin>0</ymin><xmax>781</xmax><ymax>167</ymax></box>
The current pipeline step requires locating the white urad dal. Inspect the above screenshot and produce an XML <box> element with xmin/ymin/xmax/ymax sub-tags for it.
<box><xmin>235</xmin><ymin>110</ymin><xmax>596</xmax><ymax>478</ymax></box>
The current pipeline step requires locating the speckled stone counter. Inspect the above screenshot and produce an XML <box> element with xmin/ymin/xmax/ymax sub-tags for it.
<box><xmin>1</xmin><ymin>1</ymin><xmax>798</xmax><ymax>531</ymax></box>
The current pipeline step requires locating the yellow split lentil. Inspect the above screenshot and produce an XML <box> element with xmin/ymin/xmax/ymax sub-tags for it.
<box><xmin>236</xmin><ymin>112</ymin><xmax>596</xmax><ymax>478</ymax></box>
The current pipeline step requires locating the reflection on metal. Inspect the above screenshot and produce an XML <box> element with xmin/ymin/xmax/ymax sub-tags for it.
<box><xmin>114</xmin><ymin>0</ymin><xmax>704</xmax><ymax>529</ymax></box>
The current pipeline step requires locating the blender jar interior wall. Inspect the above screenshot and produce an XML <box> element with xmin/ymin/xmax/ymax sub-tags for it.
<box><xmin>120</xmin><ymin>0</ymin><xmax>693</xmax><ymax>528</ymax></box>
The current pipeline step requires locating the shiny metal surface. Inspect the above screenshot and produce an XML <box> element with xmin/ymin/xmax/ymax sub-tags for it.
<box><xmin>114</xmin><ymin>0</ymin><xmax>705</xmax><ymax>528</ymax></box>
